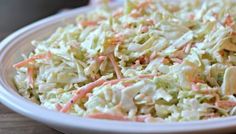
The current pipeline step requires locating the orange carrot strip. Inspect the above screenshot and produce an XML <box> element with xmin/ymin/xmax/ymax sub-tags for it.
<box><xmin>62</xmin><ymin>73</ymin><xmax>159</xmax><ymax>113</ymax></box>
<box><xmin>171</xmin><ymin>58</ymin><xmax>183</xmax><ymax>64</ymax></box>
<box><xmin>103</xmin><ymin>78</ymin><xmax>127</xmax><ymax>86</ymax></box>
<box><xmin>87</xmin><ymin>113</ymin><xmax>150</xmax><ymax>122</ymax></box>
<box><xmin>136</xmin><ymin>0</ymin><xmax>152</xmax><ymax>9</ymax></box>
<box><xmin>184</xmin><ymin>43</ymin><xmax>192</xmax><ymax>54</ymax></box>
<box><xmin>103</xmin><ymin>74</ymin><xmax>158</xmax><ymax>86</ymax></box>
<box><xmin>80</xmin><ymin>21</ymin><xmax>97</xmax><ymax>27</ymax></box>
<box><xmin>215</xmin><ymin>101</ymin><xmax>236</xmax><ymax>108</ymax></box>
<box><xmin>60</xmin><ymin>78</ymin><xmax>106</xmax><ymax>113</ymax></box>
<box><xmin>140</xmin><ymin>26</ymin><xmax>149</xmax><ymax>33</ymax></box>
<box><xmin>108</xmin><ymin>54</ymin><xmax>123</xmax><ymax>79</ymax></box>
<box><xmin>224</xmin><ymin>15</ymin><xmax>234</xmax><ymax>27</ymax></box>
<box><xmin>145</xmin><ymin>19</ymin><xmax>154</xmax><ymax>26</ymax></box>
<box><xmin>96</xmin><ymin>56</ymin><xmax>107</xmax><ymax>63</ymax></box>
<box><xmin>130</xmin><ymin>10</ymin><xmax>142</xmax><ymax>18</ymax></box>
<box><xmin>122</xmin><ymin>82</ymin><xmax>134</xmax><ymax>87</ymax></box>
<box><xmin>27</xmin><ymin>67</ymin><xmax>34</xmax><ymax>88</ymax></box>
<box><xmin>13</xmin><ymin>51</ymin><xmax>52</xmax><ymax>68</ymax></box>
<box><xmin>138</xmin><ymin>74</ymin><xmax>158</xmax><ymax>79</ymax></box>
<box><xmin>56</xmin><ymin>103</ymin><xmax>62</xmax><ymax>111</ymax></box>
<box><xmin>87</xmin><ymin>113</ymin><xmax>130</xmax><ymax>121</ymax></box>
<box><xmin>150</xmin><ymin>51</ymin><xmax>157</xmax><ymax>60</ymax></box>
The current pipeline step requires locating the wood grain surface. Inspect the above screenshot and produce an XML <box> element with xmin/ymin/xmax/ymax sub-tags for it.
<box><xmin>0</xmin><ymin>104</ymin><xmax>62</xmax><ymax>134</ymax></box>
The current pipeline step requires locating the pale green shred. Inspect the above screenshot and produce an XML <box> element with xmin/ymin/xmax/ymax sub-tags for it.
<box><xmin>14</xmin><ymin>0</ymin><xmax>236</xmax><ymax>123</ymax></box>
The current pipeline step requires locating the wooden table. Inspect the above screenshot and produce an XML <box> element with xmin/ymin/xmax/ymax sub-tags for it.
<box><xmin>0</xmin><ymin>104</ymin><xmax>61</xmax><ymax>134</ymax></box>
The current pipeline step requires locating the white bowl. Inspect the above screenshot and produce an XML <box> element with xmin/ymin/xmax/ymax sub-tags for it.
<box><xmin>0</xmin><ymin>4</ymin><xmax>236</xmax><ymax>134</ymax></box>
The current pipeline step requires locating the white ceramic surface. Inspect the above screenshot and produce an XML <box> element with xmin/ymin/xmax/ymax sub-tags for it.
<box><xmin>0</xmin><ymin>4</ymin><xmax>236</xmax><ymax>134</ymax></box>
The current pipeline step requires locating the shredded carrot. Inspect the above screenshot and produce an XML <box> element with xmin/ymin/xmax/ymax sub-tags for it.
<box><xmin>136</xmin><ymin>0</ymin><xmax>152</xmax><ymax>9</ymax></box>
<box><xmin>122</xmin><ymin>82</ymin><xmax>134</xmax><ymax>87</ymax></box>
<box><xmin>61</xmin><ymin>73</ymin><xmax>158</xmax><ymax>113</ymax></box>
<box><xmin>60</xmin><ymin>78</ymin><xmax>106</xmax><ymax>113</ymax></box>
<box><xmin>95</xmin><ymin>55</ymin><xmax>107</xmax><ymax>63</ymax></box>
<box><xmin>108</xmin><ymin>54</ymin><xmax>123</xmax><ymax>79</ymax></box>
<box><xmin>87</xmin><ymin>113</ymin><xmax>150</xmax><ymax>122</ymax></box>
<box><xmin>13</xmin><ymin>51</ymin><xmax>52</xmax><ymax>68</ymax></box>
<box><xmin>103</xmin><ymin>79</ymin><xmax>125</xmax><ymax>86</ymax></box>
<box><xmin>184</xmin><ymin>43</ymin><xmax>192</xmax><ymax>54</ymax></box>
<box><xmin>170</xmin><ymin>49</ymin><xmax>185</xmax><ymax>59</ymax></box>
<box><xmin>171</xmin><ymin>58</ymin><xmax>183</xmax><ymax>64</ymax></box>
<box><xmin>56</xmin><ymin>103</ymin><xmax>62</xmax><ymax>111</ymax></box>
<box><xmin>140</xmin><ymin>26</ymin><xmax>149</xmax><ymax>33</ymax></box>
<box><xmin>224</xmin><ymin>15</ymin><xmax>234</xmax><ymax>27</ymax></box>
<box><xmin>27</xmin><ymin>67</ymin><xmax>34</xmax><ymax>88</ymax></box>
<box><xmin>103</xmin><ymin>74</ymin><xmax>158</xmax><ymax>86</ymax></box>
<box><xmin>150</xmin><ymin>51</ymin><xmax>157</xmax><ymax>60</ymax></box>
<box><xmin>145</xmin><ymin>19</ymin><xmax>154</xmax><ymax>26</ymax></box>
<box><xmin>130</xmin><ymin>10</ymin><xmax>142</xmax><ymax>18</ymax></box>
<box><xmin>215</xmin><ymin>101</ymin><xmax>236</xmax><ymax>108</ymax></box>
<box><xmin>138</xmin><ymin>74</ymin><xmax>158</xmax><ymax>79</ymax></box>
<box><xmin>123</xmin><ymin>23</ymin><xmax>133</xmax><ymax>28</ymax></box>
<box><xmin>86</xmin><ymin>93</ymin><xmax>93</xmax><ymax>98</ymax></box>
<box><xmin>87</xmin><ymin>113</ymin><xmax>130</xmax><ymax>121</ymax></box>
<box><xmin>80</xmin><ymin>21</ymin><xmax>97</xmax><ymax>27</ymax></box>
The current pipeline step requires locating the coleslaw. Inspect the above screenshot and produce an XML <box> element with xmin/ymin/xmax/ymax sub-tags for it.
<box><xmin>13</xmin><ymin>0</ymin><xmax>236</xmax><ymax>123</ymax></box>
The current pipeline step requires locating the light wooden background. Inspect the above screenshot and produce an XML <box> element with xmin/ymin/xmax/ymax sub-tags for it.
<box><xmin>0</xmin><ymin>103</ymin><xmax>61</xmax><ymax>134</ymax></box>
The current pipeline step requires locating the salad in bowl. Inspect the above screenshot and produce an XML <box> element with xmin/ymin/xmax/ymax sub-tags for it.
<box><xmin>13</xmin><ymin>0</ymin><xmax>236</xmax><ymax>123</ymax></box>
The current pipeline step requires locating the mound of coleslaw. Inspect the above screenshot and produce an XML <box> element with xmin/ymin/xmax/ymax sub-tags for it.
<box><xmin>13</xmin><ymin>0</ymin><xmax>236</xmax><ymax>123</ymax></box>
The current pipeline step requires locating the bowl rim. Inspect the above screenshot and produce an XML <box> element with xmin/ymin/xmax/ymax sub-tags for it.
<box><xmin>0</xmin><ymin>4</ymin><xmax>236</xmax><ymax>134</ymax></box>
